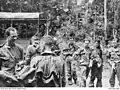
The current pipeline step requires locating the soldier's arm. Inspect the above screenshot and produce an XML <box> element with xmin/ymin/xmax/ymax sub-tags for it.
<box><xmin>16</xmin><ymin>44</ymin><xmax>27</xmax><ymax>66</ymax></box>
<box><xmin>116</xmin><ymin>48</ymin><xmax>120</xmax><ymax>57</ymax></box>
<box><xmin>21</xmin><ymin>47</ymin><xmax>24</xmax><ymax>60</ymax></box>
<box><xmin>106</xmin><ymin>51</ymin><xmax>113</xmax><ymax>66</ymax></box>
<box><xmin>100</xmin><ymin>50</ymin><xmax>103</xmax><ymax>63</ymax></box>
<box><xmin>73</xmin><ymin>47</ymin><xmax>83</xmax><ymax>56</ymax></box>
<box><xmin>16</xmin><ymin>44</ymin><xmax>24</xmax><ymax>60</ymax></box>
<box><xmin>72</xmin><ymin>48</ymin><xmax>81</xmax><ymax>60</ymax></box>
<box><xmin>0</xmin><ymin>49</ymin><xmax>3</xmax><ymax>70</ymax></box>
<box><xmin>25</xmin><ymin>45</ymin><xmax>32</xmax><ymax>65</ymax></box>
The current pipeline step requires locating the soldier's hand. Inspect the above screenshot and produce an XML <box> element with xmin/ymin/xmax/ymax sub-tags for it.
<box><xmin>89</xmin><ymin>60</ymin><xmax>93</xmax><ymax>67</ymax></box>
<box><xmin>79</xmin><ymin>59</ymin><xmax>84</xmax><ymax>63</ymax></box>
<box><xmin>0</xmin><ymin>57</ymin><xmax>9</xmax><ymax>61</ymax></box>
<box><xmin>18</xmin><ymin>60</ymin><xmax>26</xmax><ymax>66</ymax></box>
<box><xmin>112</xmin><ymin>63</ymin><xmax>116</xmax><ymax>70</ymax></box>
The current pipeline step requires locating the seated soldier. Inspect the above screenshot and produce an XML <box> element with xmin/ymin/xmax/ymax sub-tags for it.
<box><xmin>0</xmin><ymin>27</ymin><xmax>24</xmax><ymax>86</ymax></box>
<box><xmin>25</xmin><ymin>36</ymin><xmax>41</xmax><ymax>65</ymax></box>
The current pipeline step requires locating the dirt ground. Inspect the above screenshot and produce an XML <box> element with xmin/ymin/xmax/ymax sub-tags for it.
<box><xmin>66</xmin><ymin>62</ymin><xmax>119</xmax><ymax>87</ymax></box>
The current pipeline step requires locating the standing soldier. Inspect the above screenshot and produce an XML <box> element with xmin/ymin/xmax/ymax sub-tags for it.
<box><xmin>66</xmin><ymin>42</ymin><xmax>77</xmax><ymax>85</ymax></box>
<box><xmin>107</xmin><ymin>40</ymin><xmax>120</xmax><ymax>87</ymax></box>
<box><xmin>73</xmin><ymin>39</ymin><xmax>92</xmax><ymax>87</ymax></box>
<box><xmin>0</xmin><ymin>27</ymin><xmax>24</xmax><ymax>86</ymax></box>
<box><xmin>25</xmin><ymin>36</ymin><xmax>41</xmax><ymax>65</ymax></box>
<box><xmin>89</xmin><ymin>39</ymin><xmax>103</xmax><ymax>87</ymax></box>
<box><xmin>30</xmin><ymin>35</ymin><xmax>66</xmax><ymax>87</ymax></box>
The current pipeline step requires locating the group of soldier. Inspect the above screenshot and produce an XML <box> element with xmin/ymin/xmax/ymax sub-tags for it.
<box><xmin>0</xmin><ymin>27</ymin><xmax>120</xmax><ymax>87</ymax></box>
<box><xmin>64</xmin><ymin>39</ymin><xmax>103</xmax><ymax>87</ymax></box>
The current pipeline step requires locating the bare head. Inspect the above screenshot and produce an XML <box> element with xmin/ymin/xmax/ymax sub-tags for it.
<box><xmin>31</xmin><ymin>36</ymin><xmax>40</xmax><ymax>47</ymax></box>
<box><xmin>95</xmin><ymin>39</ymin><xmax>101</xmax><ymax>49</ymax></box>
<box><xmin>84</xmin><ymin>39</ymin><xmax>90</xmax><ymax>48</ymax></box>
<box><xmin>42</xmin><ymin>35</ymin><xmax>55</xmax><ymax>52</ymax></box>
<box><xmin>111</xmin><ymin>40</ymin><xmax>117</xmax><ymax>47</ymax></box>
<box><xmin>5</xmin><ymin>27</ymin><xmax>18</xmax><ymax>43</ymax></box>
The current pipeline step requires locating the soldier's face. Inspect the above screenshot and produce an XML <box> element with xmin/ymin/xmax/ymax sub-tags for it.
<box><xmin>84</xmin><ymin>41</ymin><xmax>90</xmax><ymax>47</ymax></box>
<box><xmin>112</xmin><ymin>41</ymin><xmax>117</xmax><ymax>47</ymax></box>
<box><xmin>8</xmin><ymin>30</ymin><xmax>18</xmax><ymax>42</ymax></box>
<box><xmin>95</xmin><ymin>42</ymin><xmax>100</xmax><ymax>47</ymax></box>
<box><xmin>33</xmin><ymin>40</ymin><xmax>39</xmax><ymax>48</ymax></box>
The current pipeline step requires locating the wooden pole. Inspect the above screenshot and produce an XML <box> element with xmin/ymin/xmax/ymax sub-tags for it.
<box><xmin>37</xmin><ymin>13</ymin><xmax>40</xmax><ymax>34</ymax></box>
<box><xmin>113</xmin><ymin>1</ymin><xmax>117</xmax><ymax>41</ymax></box>
<box><xmin>20</xmin><ymin>0</ymin><xmax>22</xmax><ymax>12</ymax></box>
<box><xmin>46</xmin><ymin>18</ymin><xmax>49</xmax><ymax>35</ymax></box>
<box><xmin>46</xmin><ymin>12</ymin><xmax>50</xmax><ymax>35</ymax></box>
<box><xmin>94</xmin><ymin>11</ymin><xmax>96</xmax><ymax>41</ymax></box>
<box><xmin>10</xmin><ymin>5</ymin><xmax>13</xmax><ymax>27</ymax></box>
<box><xmin>77</xmin><ymin>13</ymin><xmax>78</xmax><ymax>29</ymax></box>
<box><xmin>104</xmin><ymin>0</ymin><xmax>107</xmax><ymax>40</ymax></box>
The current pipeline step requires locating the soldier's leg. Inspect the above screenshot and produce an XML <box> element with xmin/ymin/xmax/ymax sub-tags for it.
<box><xmin>109</xmin><ymin>69</ymin><xmax>116</xmax><ymax>87</ymax></box>
<box><xmin>61</xmin><ymin>63</ymin><xmax>66</xmax><ymax>87</ymax></box>
<box><xmin>67</xmin><ymin>61</ymin><xmax>72</xmax><ymax>85</ymax></box>
<box><xmin>79</xmin><ymin>66</ymin><xmax>87</xmax><ymax>87</ymax></box>
<box><xmin>116</xmin><ymin>63</ymin><xmax>120</xmax><ymax>86</ymax></box>
<box><xmin>72</xmin><ymin>61</ymin><xmax>77</xmax><ymax>84</ymax></box>
<box><xmin>89</xmin><ymin>65</ymin><xmax>97</xmax><ymax>87</ymax></box>
<box><xmin>73</xmin><ymin>71</ymin><xmax>77</xmax><ymax>84</ymax></box>
<box><xmin>86</xmin><ymin>66</ymin><xmax>90</xmax><ymax>79</ymax></box>
<box><xmin>96</xmin><ymin>66</ymin><xmax>102</xmax><ymax>87</ymax></box>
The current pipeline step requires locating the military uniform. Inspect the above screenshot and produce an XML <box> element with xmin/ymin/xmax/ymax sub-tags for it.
<box><xmin>64</xmin><ymin>42</ymin><xmax>78</xmax><ymax>85</ymax></box>
<box><xmin>0</xmin><ymin>43</ymin><xmax>24</xmax><ymax>86</ymax></box>
<box><xmin>107</xmin><ymin>47</ymin><xmax>120</xmax><ymax>87</ymax></box>
<box><xmin>30</xmin><ymin>51</ymin><xmax>66</xmax><ymax>87</ymax></box>
<box><xmin>30</xmin><ymin>35</ymin><xmax>66</xmax><ymax>87</ymax></box>
<box><xmin>66</xmin><ymin>54</ymin><xmax>77</xmax><ymax>85</ymax></box>
<box><xmin>25</xmin><ymin>45</ymin><xmax>41</xmax><ymax>65</ymax></box>
<box><xmin>89</xmin><ymin>47</ymin><xmax>103</xmax><ymax>87</ymax></box>
<box><xmin>73</xmin><ymin>46</ymin><xmax>92</xmax><ymax>87</ymax></box>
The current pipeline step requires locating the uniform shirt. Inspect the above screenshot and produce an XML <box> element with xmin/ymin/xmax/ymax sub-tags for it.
<box><xmin>30</xmin><ymin>51</ymin><xmax>65</xmax><ymax>78</ymax></box>
<box><xmin>26</xmin><ymin>45</ymin><xmax>41</xmax><ymax>65</ymax></box>
<box><xmin>0</xmin><ymin>43</ymin><xmax>24</xmax><ymax>74</ymax></box>
<box><xmin>108</xmin><ymin>47</ymin><xmax>120</xmax><ymax>63</ymax></box>
<box><xmin>73</xmin><ymin>47</ymin><xmax>92</xmax><ymax>66</ymax></box>
<box><xmin>91</xmin><ymin>47</ymin><xmax>103</xmax><ymax>64</ymax></box>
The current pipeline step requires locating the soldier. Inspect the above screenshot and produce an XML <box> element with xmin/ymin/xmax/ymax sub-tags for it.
<box><xmin>73</xmin><ymin>39</ymin><xmax>92</xmax><ymax>87</ymax></box>
<box><xmin>66</xmin><ymin>42</ymin><xmax>77</xmax><ymax>85</ymax></box>
<box><xmin>30</xmin><ymin>35</ymin><xmax>66</xmax><ymax>87</ymax></box>
<box><xmin>0</xmin><ymin>27</ymin><xmax>24</xmax><ymax>86</ymax></box>
<box><xmin>25</xmin><ymin>36</ymin><xmax>41</xmax><ymax>65</ymax></box>
<box><xmin>107</xmin><ymin>40</ymin><xmax>120</xmax><ymax>87</ymax></box>
<box><xmin>89</xmin><ymin>39</ymin><xmax>103</xmax><ymax>87</ymax></box>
